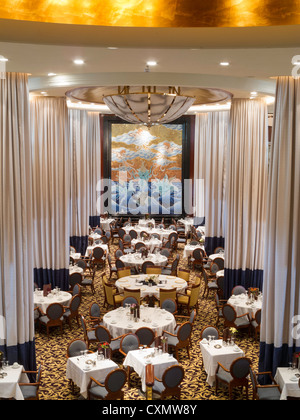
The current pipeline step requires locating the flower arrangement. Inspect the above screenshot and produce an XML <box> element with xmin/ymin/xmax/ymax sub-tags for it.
<box><xmin>145</xmin><ymin>275</ymin><xmax>159</xmax><ymax>285</ymax></box>
<box><xmin>248</xmin><ymin>287</ymin><xmax>259</xmax><ymax>300</ymax></box>
<box><xmin>98</xmin><ymin>342</ymin><xmax>109</xmax><ymax>349</ymax></box>
<box><xmin>229</xmin><ymin>328</ymin><xmax>237</xmax><ymax>335</ymax></box>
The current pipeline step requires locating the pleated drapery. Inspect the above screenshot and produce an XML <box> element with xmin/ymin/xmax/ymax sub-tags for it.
<box><xmin>69</xmin><ymin>109</ymin><xmax>101</xmax><ymax>255</ymax></box>
<box><xmin>194</xmin><ymin>111</ymin><xmax>229</xmax><ymax>255</ymax></box>
<box><xmin>224</xmin><ymin>98</ymin><xmax>268</xmax><ymax>298</ymax></box>
<box><xmin>259</xmin><ymin>76</ymin><xmax>300</xmax><ymax>375</ymax></box>
<box><xmin>30</xmin><ymin>97</ymin><xmax>70</xmax><ymax>290</ymax></box>
<box><xmin>0</xmin><ymin>73</ymin><xmax>36</xmax><ymax>370</ymax></box>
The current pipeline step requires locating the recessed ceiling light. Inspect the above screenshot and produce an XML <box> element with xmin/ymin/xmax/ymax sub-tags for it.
<box><xmin>40</xmin><ymin>91</ymin><xmax>47</xmax><ymax>94</ymax></box>
<box><xmin>107</xmin><ymin>47</ymin><xmax>118</xmax><ymax>50</ymax></box>
<box><xmin>48</xmin><ymin>73</ymin><xmax>57</xmax><ymax>76</ymax></box>
<box><xmin>220</xmin><ymin>61</ymin><xmax>230</xmax><ymax>66</ymax></box>
<box><xmin>0</xmin><ymin>56</ymin><xmax>8</xmax><ymax>62</ymax></box>
<box><xmin>250</xmin><ymin>91</ymin><xmax>258</xmax><ymax>95</ymax></box>
<box><xmin>147</xmin><ymin>61</ymin><xmax>157</xmax><ymax>66</ymax></box>
<box><xmin>73</xmin><ymin>59</ymin><xmax>84</xmax><ymax>65</ymax></box>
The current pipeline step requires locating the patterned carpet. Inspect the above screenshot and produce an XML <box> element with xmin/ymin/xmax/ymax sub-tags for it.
<box><xmin>34</xmin><ymin>243</ymin><xmax>259</xmax><ymax>400</ymax></box>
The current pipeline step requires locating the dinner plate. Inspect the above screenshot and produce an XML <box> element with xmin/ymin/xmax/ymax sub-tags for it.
<box><xmin>166</xmin><ymin>317</ymin><xmax>172</xmax><ymax>320</ymax></box>
<box><xmin>110</xmin><ymin>320</ymin><xmax>117</xmax><ymax>324</ymax></box>
<box><xmin>233</xmin><ymin>348</ymin><xmax>241</xmax><ymax>352</ymax></box>
<box><xmin>127</xmin><ymin>324</ymin><xmax>133</xmax><ymax>328</ymax></box>
<box><xmin>175</xmin><ymin>279</ymin><xmax>185</xmax><ymax>284</ymax></box>
<box><xmin>152</xmin><ymin>323</ymin><xmax>158</xmax><ymax>327</ymax></box>
<box><xmin>290</xmin><ymin>376</ymin><xmax>299</xmax><ymax>382</ymax></box>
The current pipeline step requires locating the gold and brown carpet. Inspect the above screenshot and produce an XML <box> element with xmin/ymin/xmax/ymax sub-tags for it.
<box><xmin>34</xmin><ymin>244</ymin><xmax>259</xmax><ymax>400</ymax></box>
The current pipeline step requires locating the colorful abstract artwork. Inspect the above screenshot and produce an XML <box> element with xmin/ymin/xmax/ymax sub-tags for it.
<box><xmin>110</xmin><ymin>123</ymin><xmax>183</xmax><ymax>215</ymax></box>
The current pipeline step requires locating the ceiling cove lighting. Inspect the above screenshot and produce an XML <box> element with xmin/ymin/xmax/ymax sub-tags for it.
<box><xmin>73</xmin><ymin>59</ymin><xmax>84</xmax><ymax>65</ymax></box>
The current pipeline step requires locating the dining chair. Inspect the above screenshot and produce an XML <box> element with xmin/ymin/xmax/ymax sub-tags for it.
<box><xmin>89</xmin><ymin>302</ymin><xmax>102</xmax><ymax>327</ymax></box>
<box><xmin>162</xmin><ymin>321</ymin><xmax>192</xmax><ymax>361</ymax></box>
<box><xmin>161</xmin><ymin>254</ymin><xmax>180</xmax><ymax>276</ymax></box>
<box><xmin>201</xmin><ymin>267</ymin><xmax>218</xmax><ymax>298</ymax></box>
<box><xmin>107</xmin><ymin>254</ymin><xmax>118</xmax><ymax>280</ymax></box>
<box><xmin>94</xmin><ymin>325</ymin><xmax>123</xmax><ymax>355</ymax></box>
<box><xmin>129</xmin><ymin>229</ymin><xmax>138</xmax><ymax>239</ymax></box>
<box><xmin>19</xmin><ymin>364</ymin><xmax>43</xmax><ymax>400</ymax></box>
<box><xmin>213</xmin><ymin>256</ymin><xmax>224</xmax><ymax>270</ymax></box>
<box><xmin>159</xmin><ymin>287</ymin><xmax>177</xmax><ymax>307</ymax></box>
<box><xmin>72</xmin><ymin>283</ymin><xmax>81</xmax><ymax>297</ymax></box>
<box><xmin>63</xmin><ymin>294</ymin><xmax>81</xmax><ymax>330</ymax></box>
<box><xmin>134</xmin><ymin>242</ymin><xmax>146</xmax><ymax>252</ymax></box>
<box><xmin>102</xmin><ymin>276</ymin><xmax>124</xmax><ymax>308</ymax></box>
<box><xmin>66</xmin><ymin>339</ymin><xmax>89</xmax><ymax>358</ymax></box>
<box><xmin>216</xmin><ymin>275</ymin><xmax>225</xmax><ymax>298</ymax></box>
<box><xmin>39</xmin><ymin>302</ymin><xmax>65</xmax><ymax>337</ymax></box>
<box><xmin>152</xmin><ymin>365</ymin><xmax>185</xmax><ymax>400</ymax></box>
<box><xmin>81</xmin><ymin>266</ymin><xmax>97</xmax><ymax>294</ymax></box>
<box><xmin>190</xmin><ymin>248</ymin><xmax>204</xmax><ymax>270</ymax></box>
<box><xmin>123</xmin><ymin>287</ymin><xmax>141</xmax><ymax>303</ymax></box>
<box><xmin>141</xmin><ymin>260</ymin><xmax>155</xmax><ymax>274</ymax></box>
<box><xmin>87</xmin><ymin>368</ymin><xmax>127</xmax><ymax>400</ymax></box>
<box><xmin>91</xmin><ymin>246</ymin><xmax>106</xmax><ymax>269</ymax></box>
<box><xmin>122</xmin><ymin>296</ymin><xmax>139</xmax><ymax>307</ymax></box>
<box><xmin>117</xmin><ymin>267</ymin><xmax>131</xmax><ymax>278</ymax></box>
<box><xmin>119</xmin><ymin>333</ymin><xmax>141</xmax><ymax>387</ymax></box>
<box><xmin>146</xmin><ymin>266</ymin><xmax>162</xmax><ymax>275</ymax></box>
<box><xmin>69</xmin><ymin>271</ymin><xmax>83</xmax><ymax>291</ymax></box>
<box><xmin>177</xmin><ymin>268</ymin><xmax>190</xmax><ymax>282</ymax></box>
<box><xmin>249</xmin><ymin>367</ymin><xmax>281</xmax><ymax>400</ymax></box>
<box><xmin>214</xmin><ymin>246</ymin><xmax>225</xmax><ymax>254</ymax></box>
<box><xmin>214</xmin><ymin>293</ymin><xmax>226</xmax><ymax>326</ymax></box>
<box><xmin>222</xmin><ymin>303</ymin><xmax>251</xmax><ymax>334</ymax></box>
<box><xmin>115</xmin><ymin>248</ymin><xmax>124</xmax><ymax>259</ymax></box>
<box><xmin>80</xmin><ymin>315</ymin><xmax>97</xmax><ymax>348</ymax></box>
<box><xmin>135</xmin><ymin>327</ymin><xmax>156</xmax><ymax>347</ymax></box>
<box><xmin>232</xmin><ymin>285</ymin><xmax>247</xmax><ymax>295</ymax></box>
<box><xmin>215</xmin><ymin>357</ymin><xmax>252</xmax><ymax>400</ymax></box>
<box><xmin>177</xmin><ymin>283</ymin><xmax>201</xmax><ymax>314</ymax></box>
<box><xmin>161</xmin><ymin>298</ymin><xmax>177</xmax><ymax>314</ymax></box>
<box><xmin>251</xmin><ymin>309</ymin><xmax>262</xmax><ymax>340</ymax></box>
<box><xmin>200</xmin><ymin>325</ymin><xmax>220</xmax><ymax>340</ymax></box>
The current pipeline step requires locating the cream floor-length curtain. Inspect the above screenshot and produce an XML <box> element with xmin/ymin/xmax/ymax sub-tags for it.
<box><xmin>224</xmin><ymin>98</ymin><xmax>268</xmax><ymax>298</ymax></box>
<box><xmin>194</xmin><ymin>111</ymin><xmax>229</xmax><ymax>255</ymax></box>
<box><xmin>0</xmin><ymin>73</ymin><xmax>35</xmax><ymax>370</ymax></box>
<box><xmin>69</xmin><ymin>109</ymin><xmax>101</xmax><ymax>255</ymax></box>
<box><xmin>30</xmin><ymin>97</ymin><xmax>70</xmax><ymax>290</ymax></box>
<box><xmin>259</xmin><ymin>77</ymin><xmax>300</xmax><ymax>375</ymax></box>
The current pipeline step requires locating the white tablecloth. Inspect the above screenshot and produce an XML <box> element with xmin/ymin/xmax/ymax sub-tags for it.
<box><xmin>200</xmin><ymin>339</ymin><xmax>244</xmax><ymax>386</ymax></box>
<box><xmin>183</xmin><ymin>244</ymin><xmax>205</xmax><ymax>259</ymax></box>
<box><xmin>0</xmin><ymin>365</ymin><xmax>29</xmax><ymax>400</ymax></box>
<box><xmin>115</xmin><ymin>274</ymin><xmax>187</xmax><ymax>299</ymax></box>
<box><xmin>138</xmin><ymin>219</ymin><xmax>156</xmax><ymax>227</ymax></box>
<box><xmin>85</xmin><ymin>244</ymin><xmax>109</xmax><ymax>258</ymax></box>
<box><xmin>209</xmin><ymin>253</ymin><xmax>225</xmax><ymax>261</ymax></box>
<box><xmin>34</xmin><ymin>290</ymin><xmax>72</xmax><ymax>313</ymax></box>
<box><xmin>103</xmin><ymin>306</ymin><xmax>176</xmax><ymax>339</ymax></box>
<box><xmin>216</xmin><ymin>270</ymin><xmax>224</xmax><ymax>278</ymax></box>
<box><xmin>123</xmin><ymin>347</ymin><xmax>178</xmax><ymax>392</ymax></box>
<box><xmin>132</xmin><ymin>238</ymin><xmax>162</xmax><ymax>253</ymax></box>
<box><xmin>100</xmin><ymin>218</ymin><xmax>115</xmax><ymax>231</ymax></box>
<box><xmin>70</xmin><ymin>252</ymin><xmax>81</xmax><ymax>261</ymax></box>
<box><xmin>275</xmin><ymin>367</ymin><xmax>300</xmax><ymax>400</ymax></box>
<box><xmin>227</xmin><ymin>293</ymin><xmax>262</xmax><ymax>318</ymax></box>
<box><xmin>66</xmin><ymin>353</ymin><xmax>118</xmax><ymax>398</ymax></box>
<box><xmin>119</xmin><ymin>253</ymin><xmax>167</xmax><ymax>268</ymax></box>
<box><xmin>124</xmin><ymin>226</ymin><xmax>174</xmax><ymax>240</ymax></box>
<box><xmin>69</xmin><ymin>266</ymin><xmax>83</xmax><ymax>275</ymax></box>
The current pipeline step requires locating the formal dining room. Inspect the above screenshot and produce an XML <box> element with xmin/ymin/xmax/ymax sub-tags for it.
<box><xmin>0</xmin><ymin>0</ymin><xmax>300</xmax><ymax>402</ymax></box>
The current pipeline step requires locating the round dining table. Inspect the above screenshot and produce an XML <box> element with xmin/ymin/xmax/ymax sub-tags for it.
<box><xmin>34</xmin><ymin>289</ymin><xmax>72</xmax><ymax>313</ymax></box>
<box><xmin>103</xmin><ymin>306</ymin><xmax>176</xmax><ymax>338</ymax></box>
<box><xmin>115</xmin><ymin>274</ymin><xmax>187</xmax><ymax>300</ymax></box>
<box><xmin>131</xmin><ymin>237</ymin><xmax>162</xmax><ymax>253</ymax></box>
<box><xmin>227</xmin><ymin>293</ymin><xmax>262</xmax><ymax>318</ymax></box>
<box><xmin>119</xmin><ymin>252</ymin><xmax>168</xmax><ymax>269</ymax></box>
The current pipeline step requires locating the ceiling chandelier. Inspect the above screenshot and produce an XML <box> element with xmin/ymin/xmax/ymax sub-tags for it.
<box><xmin>102</xmin><ymin>86</ymin><xmax>195</xmax><ymax>127</ymax></box>
<box><xmin>66</xmin><ymin>85</ymin><xmax>232</xmax><ymax>126</ymax></box>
